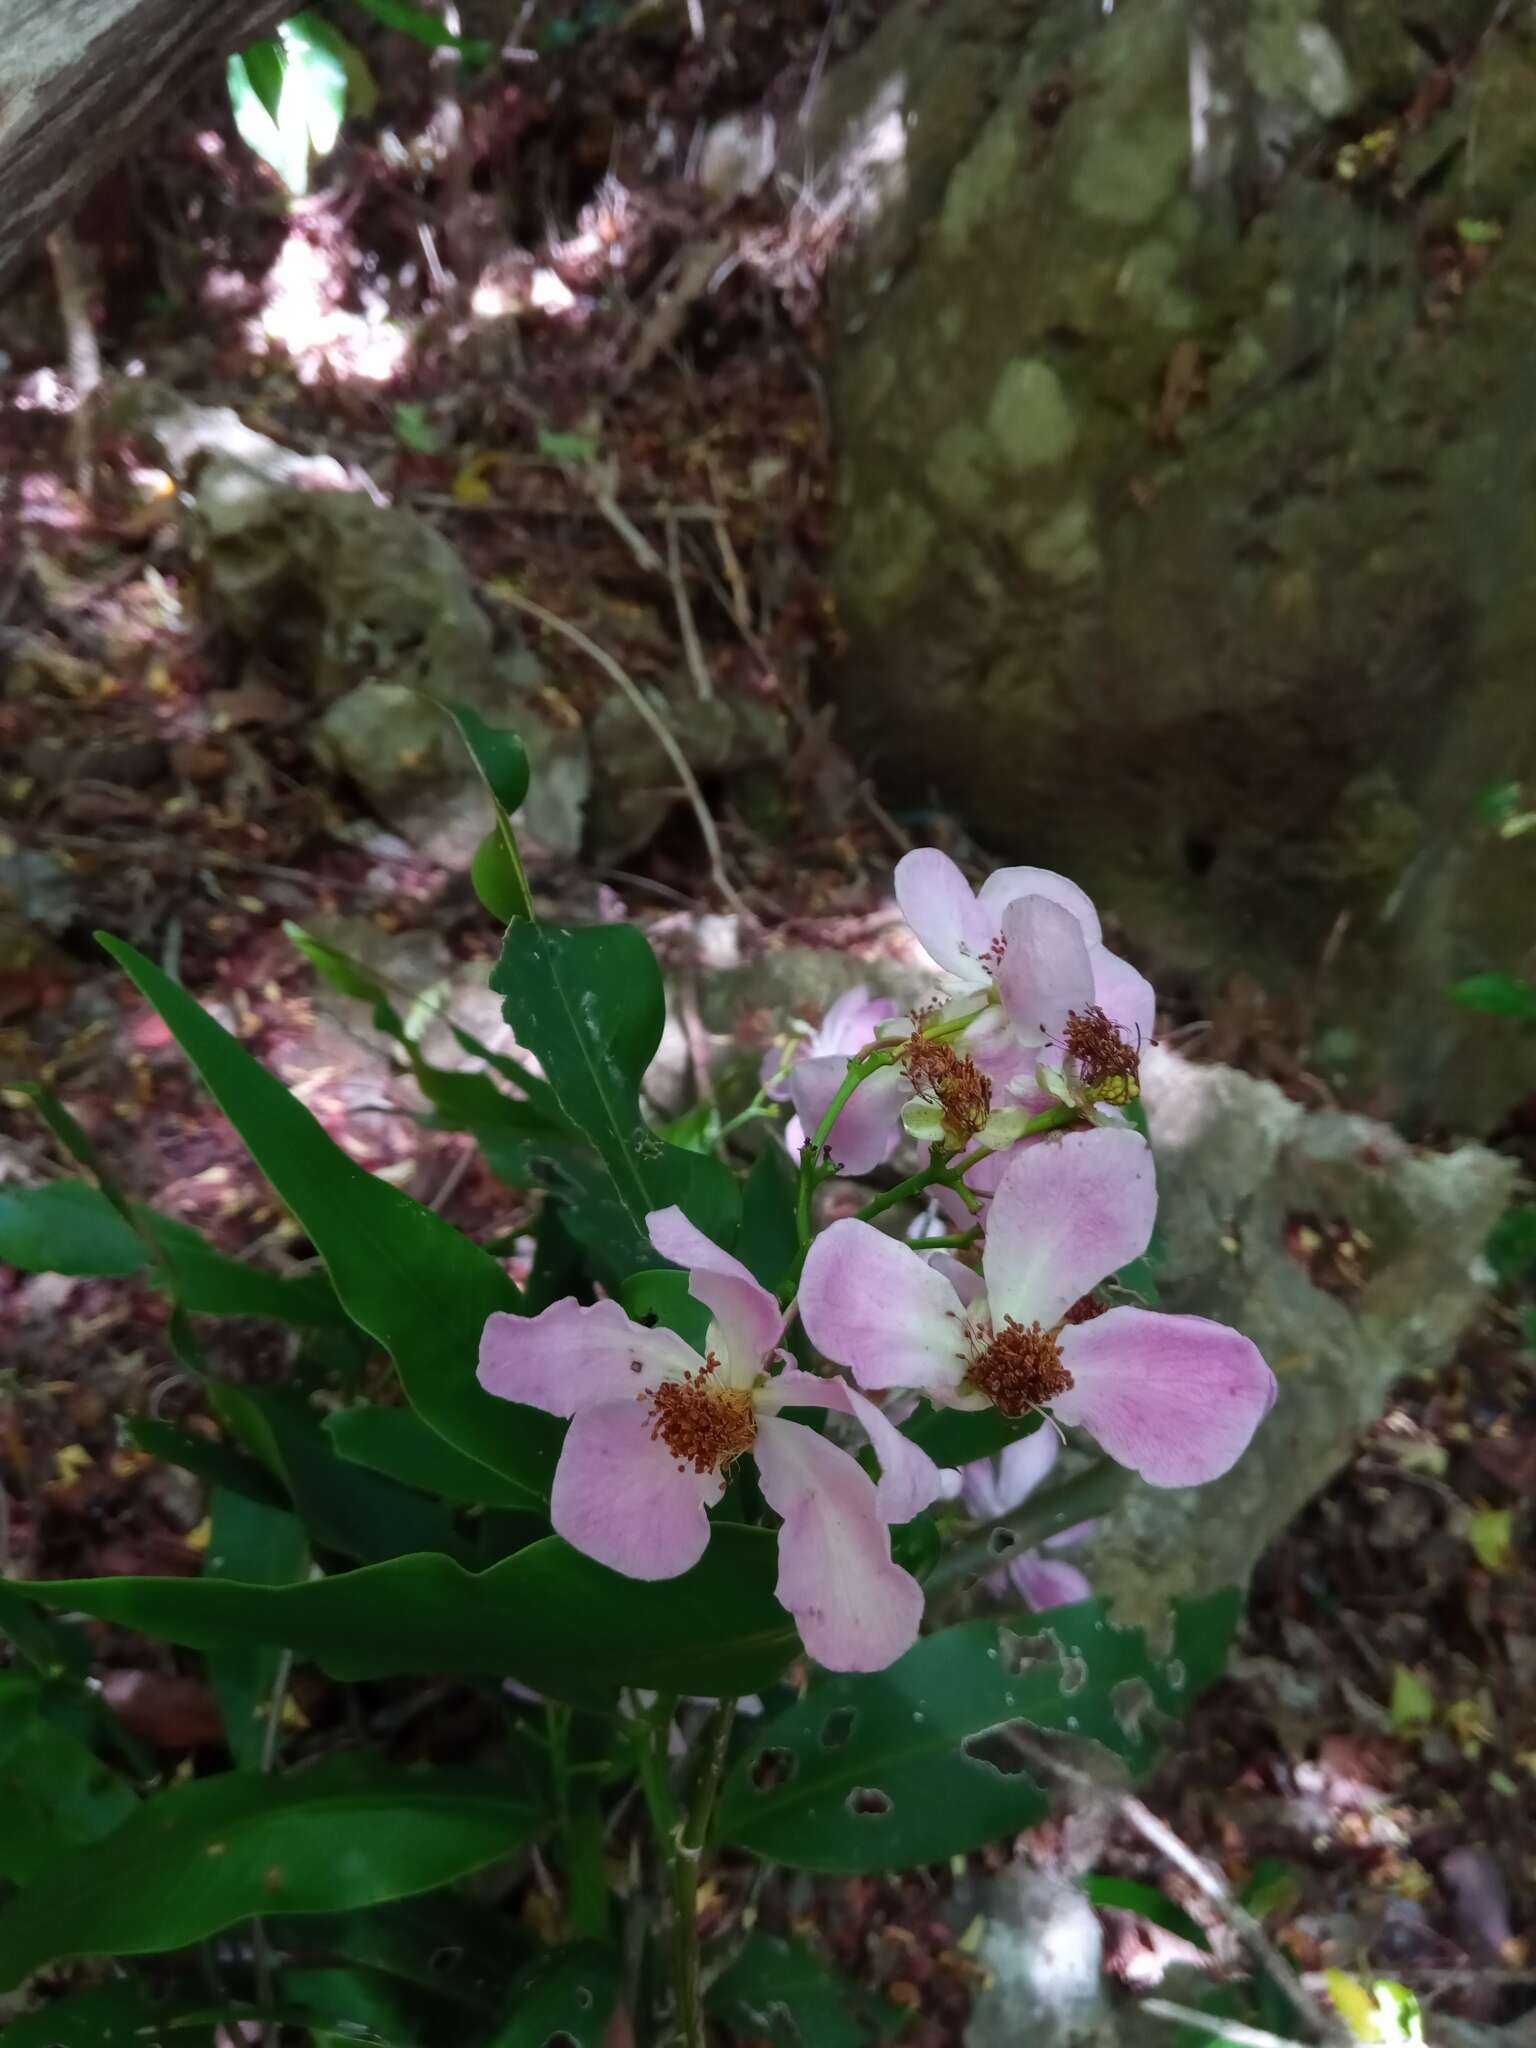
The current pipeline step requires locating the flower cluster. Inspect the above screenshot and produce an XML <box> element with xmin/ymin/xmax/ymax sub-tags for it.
<box><xmin>479</xmin><ymin>850</ymin><xmax>1276</xmax><ymax>1675</ymax></box>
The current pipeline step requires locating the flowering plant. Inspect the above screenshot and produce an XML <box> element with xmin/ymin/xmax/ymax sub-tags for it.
<box><xmin>0</xmin><ymin>718</ymin><xmax>1274</xmax><ymax>2047</ymax></box>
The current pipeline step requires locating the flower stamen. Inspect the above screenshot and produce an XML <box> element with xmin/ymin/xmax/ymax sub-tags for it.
<box><xmin>1061</xmin><ymin>1005</ymin><xmax>1141</xmax><ymax>1104</ymax></box>
<box><xmin>901</xmin><ymin>1039</ymin><xmax>994</xmax><ymax>1145</ymax></box>
<box><xmin>644</xmin><ymin>1356</ymin><xmax>758</xmax><ymax>1475</ymax></box>
<box><xmin>966</xmin><ymin>1316</ymin><xmax>1074</xmax><ymax>1416</ymax></box>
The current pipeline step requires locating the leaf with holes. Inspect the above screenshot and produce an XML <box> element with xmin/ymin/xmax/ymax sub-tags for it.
<box><xmin>485</xmin><ymin>1942</ymin><xmax>622</xmax><ymax>2048</ymax></box>
<box><xmin>707</xmin><ymin>1933</ymin><xmax>903</xmax><ymax>2048</ymax></box>
<box><xmin>715</xmin><ymin>1590</ymin><xmax>1240</xmax><ymax>1873</ymax></box>
<box><xmin>0</xmin><ymin>1754</ymin><xmax>542</xmax><ymax>1992</ymax></box>
<box><xmin>97</xmin><ymin>936</ymin><xmax>557</xmax><ymax>1501</ymax></box>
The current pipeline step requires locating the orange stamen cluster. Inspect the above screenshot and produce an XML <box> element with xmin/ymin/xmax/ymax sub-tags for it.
<box><xmin>1062</xmin><ymin>1293</ymin><xmax>1109</xmax><ymax>1326</ymax></box>
<box><xmin>901</xmin><ymin>1039</ymin><xmax>993</xmax><ymax>1143</ymax></box>
<box><xmin>644</xmin><ymin>1356</ymin><xmax>757</xmax><ymax>1475</ymax></box>
<box><xmin>967</xmin><ymin>1316</ymin><xmax>1074</xmax><ymax>1416</ymax></box>
<box><xmin>1062</xmin><ymin>1005</ymin><xmax>1141</xmax><ymax>1103</ymax></box>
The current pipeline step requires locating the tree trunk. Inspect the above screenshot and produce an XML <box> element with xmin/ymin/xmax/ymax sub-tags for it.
<box><xmin>814</xmin><ymin>0</ymin><xmax>1536</xmax><ymax>1131</ymax></box>
<box><xmin>0</xmin><ymin>0</ymin><xmax>286</xmax><ymax>288</ymax></box>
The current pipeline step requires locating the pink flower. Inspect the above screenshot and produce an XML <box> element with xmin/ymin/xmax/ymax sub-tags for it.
<box><xmin>800</xmin><ymin>1126</ymin><xmax>1276</xmax><ymax>1489</ymax></box>
<box><xmin>478</xmin><ymin>1206</ymin><xmax>942</xmax><ymax>1672</ymax></box>
<box><xmin>894</xmin><ymin>849</ymin><xmax>1154</xmax><ymax>1085</ymax></box>
<box><xmin>761</xmin><ymin>985</ymin><xmax>909</xmax><ymax>1176</ymax></box>
<box><xmin>958</xmin><ymin>1429</ymin><xmax>1097</xmax><ymax>1611</ymax></box>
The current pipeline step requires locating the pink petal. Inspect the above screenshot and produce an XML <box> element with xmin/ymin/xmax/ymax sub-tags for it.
<box><xmin>646</xmin><ymin>1205</ymin><xmax>784</xmax><ymax>1367</ymax></box>
<box><xmin>479</xmin><ymin>1297</ymin><xmax>700</xmax><ymax>1415</ymax></box>
<box><xmin>1043</xmin><ymin>1517</ymin><xmax>1101</xmax><ymax>1551</ymax></box>
<box><xmin>551</xmin><ymin>1400</ymin><xmax>722</xmax><ymax>1577</ymax></box>
<box><xmin>894</xmin><ymin>848</ymin><xmax>987</xmax><ymax>981</ymax></box>
<box><xmin>1055</xmin><ymin>1307</ymin><xmax>1277</xmax><ymax>1487</ymax></box>
<box><xmin>993</xmin><ymin>896</ymin><xmax>1096</xmax><ymax>1048</ymax></box>
<box><xmin>1089</xmin><ymin>945</ymin><xmax>1156</xmax><ymax>1049</ymax></box>
<box><xmin>983</xmin><ymin>1127</ymin><xmax>1156</xmax><ymax>1330</ymax></box>
<box><xmin>977</xmin><ymin>865</ymin><xmax>1102</xmax><ymax>947</ymax></box>
<box><xmin>818</xmin><ymin>985</ymin><xmax>901</xmax><ymax>1055</ymax></box>
<box><xmin>754</xmin><ymin>1416</ymin><xmax>923</xmax><ymax>1671</ymax></box>
<box><xmin>959</xmin><ymin>1427</ymin><xmax>1060</xmax><ymax>1520</ymax></box>
<box><xmin>766</xmin><ymin>1370</ymin><xmax>942</xmax><ymax>1522</ymax></box>
<box><xmin>799</xmin><ymin>1220</ymin><xmax>969</xmax><ymax>1395</ymax></box>
<box><xmin>1010</xmin><ymin>1550</ymin><xmax>1093</xmax><ymax>1611</ymax></box>
<box><xmin>789</xmin><ymin>1055</ymin><xmax>909</xmax><ymax>1176</ymax></box>
<box><xmin>925</xmin><ymin>1248</ymin><xmax>985</xmax><ymax>1307</ymax></box>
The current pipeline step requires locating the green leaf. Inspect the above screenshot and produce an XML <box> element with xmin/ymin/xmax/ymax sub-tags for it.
<box><xmin>1080</xmin><ymin>1875</ymin><xmax>1210</xmax><ymax>1950</ymax></box>
<box><xmin>1487</xmin><ymin>1204</ymin><xmax>1536</xmax><ymax>1287</ymax></box>
<box><xmin>901</xmin><ymin>1404</ymin><xmax>1042</xmax><ymax>1467</ymax></box>
<box><xmin>492</xmin><ymin>919</ymin><xmax>740</xmax><ymax>1264</ymax></box>
<box><xmin>212</xmin><ymin>1381</ymin><xmax>472</xmax><ymax>1565</ymax></box>
<box><xmin>707</xmin><ymin>1932</ymin><xmax>901</xmax><ymax>2048</ymax></box>
<box><xmin>392</xmin><ymin>401</ymin><xmax>444</xmax><ymax>453</ymax></box>
<box><xmin>227</xmin><ymin>17</ymin><xmax>349</xmax><ymax>196</ymax></box>
<box><xmin>472</xmin><ymin>828</ymin><xmax>529</xmax><ymax>926</ymax></box>
<box><xmin>1452</xmin><ymin>972</ymin><xmax>1536</xmax><ymax>1021</ymax></box>
<box><xmin>534</xmin><ymin>429</ymin><xmax>600</xmax><ymax>465</ymax></box>
<box><xmin>488</xmin><ymin>1942</ymin><xmax>621</xmax><ymax>2047</ymax></box>
<box><xmin>20</xmin><ymin>1526</ymin><xmax>798</xmax><ymax>1708</ymax></box>
<box><xmin>124</xmin><ymin>1416</ymin><xmax>288</xmax><ymax>1510</ymax></box>
<box><xmin>445</xmin><ymin>704</ymin><xmax>530</xmax><ymax>817</ymax></box>
<box><xmin>0</xmin><ymin>1756</ymin><xmax>543</xmax><ymax>1993</ymax></box>
<box><xmin>716</xmin><ymin>1590</ymin><xmax>1240</xmax><ymax>1874</ymax></box>
<box><xmin>0</xmin><ymin>1676</ymin><xmax>139</xmax><ymax>1884</ymax></box>
<box><xmin>272</xmin><ymin>1889</ymin><xmax>527</xmax><ymax>2009</ymax></box>
<box><xmin>737</xmin><ymin>1144</ymin><xmax>799</xmax><ymax>1295</ymax></box>
<box><xmin>1239</xmin><ymin>1857</ymin><xmax>1304</xmax><ymax>1921</ymax></box>
<box><xmin>0</xmin><ymin>1986</ymin><xmax>260</xmax><ymax>2048</ymax></box>
<box><xmin>0</xmin><ymin>1579</ymin><xmax>91</xmax><ymax>1681</ymax></box>
<box><xmin>206</xmin><ymin>1489</ymin><xmax>310</xmax><ymax>1768</ymax></box>
<box><xmin>350</xmin><ymin>0</ymin><xmax>492</xmax><ymax>61</ymax></box>
<box><xmin>97</xmin><ymin>935</ymin><xmax>558</xmax><ymax>1501</ymax></box>
<box><xmin>620</xmin><ymin>1267</ymin><xmax>711</xmax><ymax>1352</ymax></box>
<box><xmin>1390</xmin><ymin>1664</ymin><xmax>1435</xmax><ymax>1730</ymax></box>
<box><xmin>326</xmin><ymin>1404</ymin><xmax>537</xmax><ymax>1508</ymax></box>
<box><xmin>0</xmin><ymin>1180</ymin><xmax>353</xmax><ymax>1330</ymax></box>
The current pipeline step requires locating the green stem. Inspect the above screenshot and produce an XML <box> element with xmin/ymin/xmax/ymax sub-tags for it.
<box><xmin>915</xmin><ymin>1228</ymin><xmax>981</xmax><ymax>1252</ymax></box>
<box><xmin>793</xmin><ymin>1050</ymin><xmax>895</xmax><ymax>1246</ymax></box>
<box><xmin>924</xmin><ymin>1458</ymin><xmax>1128</xmax><ymax>1600</ymax></box>
<box><xmin>633</xmin><ymin>1698</ymin><xmax>736</xmax><ymax>2048</ymax></box>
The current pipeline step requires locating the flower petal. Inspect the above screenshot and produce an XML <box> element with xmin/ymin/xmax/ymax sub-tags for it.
<box><xmin>983</xmin><ymin>1126</ymin><xmax>1156</xmax><ymax>1330</ymax></box>
<box><xmin>759</xmin><ymin>1039</ymin><xmax>796</xmax><ymax>1101</ymax></box>
<box><xmin>479</xmin><ymin>1297</ymin><xmax>700</xmax><ymax>1415</ymax></box>
<box><xmin>1054</xmin><ymin>1307</ymin><xmax>1276</xmax><ymax>1486</ymax></box>
<box><xmin>646</xmin><ymin>1206</ymin><xmax>784</xmax><ymax>1369</ymax></box>
<box><xmin>977</xmin><ymin>865</ymin><xmax>1102</xmax><ymax>947</ymax></box>
<box><xmin>1089</xmin><ymin>944</ymin><xmax>1156</xmax><ymax>1049</ymax></box>
<box><xmin>754</xmin><ymin>1415</ymin><xmax>924</xmax><ymax>1671</ymax></box>
<box><xmin>765</xmin><ymin>1370</ymin><xmax>942</xmax><ymax>1521</ymax></box>
<box><xmin>790</xmin><ymin>1055</ymin><xmax>909</xmax><ymax>1176</ymax></box>
<box><xmin>551</xmin><ymin>1400</ymin><xmax>722</xmax><ymax>1577</ymax></box>
<box><xmin>959</xmin><ymin>1426</ymin><xmax>1059</xmax><ymax>1520</ymax></box>
<box><xmin>894</xmin><ymin>848</ymin><xmax>986</xmax><ymax>982</ymax></box>
<box><xmin>993</xmin><ymin>895</ymin><xmax>1096</xmax><ymax>1048</ymax></box>
<box><xmin>1010</xmin><ymin>1550</ymin><xmax>1093</xmax><ymax>1611</ymax></box>
<box><xmin>800</xmin><ymin>1220</ymin><xmax>970</xmax><ymax>1395</ymax></box>
<box><xmin>818</xmin><ymin>985</ymin><xmax>901</xmax><ymax>1056</ymax></box>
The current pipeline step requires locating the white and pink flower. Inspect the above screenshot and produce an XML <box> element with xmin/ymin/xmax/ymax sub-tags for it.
<box><xmin>894</xmin><ymin>848</ymin><xmax>1154</xmax><ymax>1093</ymax></box>
<box><xmin>478</xmin><ymin>1206</ymin><xmax>942</xmax><ymax>1672</ymax></box>
<box><xmin>959</xmin><ymin>1429</ymin><xmax>1097</xmax><ymax>1612</ymax></box>
<box><xmin>761</xmin><ymin>984</ymin><xmax>909</xmax><ymax>1175</ymax></box>
<box><xmin>800</xmin><ymin>1125</ymin><xmax>1275</xmax><ymax>1489</ymax></box>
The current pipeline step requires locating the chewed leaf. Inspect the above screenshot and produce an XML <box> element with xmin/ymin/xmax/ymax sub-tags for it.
<box><xmin>715</xmin><ymin>1590</ymin><xmax>1239</xmax><ymax>1873</ymax></box>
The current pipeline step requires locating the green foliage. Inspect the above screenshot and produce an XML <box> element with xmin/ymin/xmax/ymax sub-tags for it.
<box><xmin>488</xmin><ymin>1943</ymin><xmax>622</xmax><ymax>2047</ymax></box>
<box><xmin>349</xmin><ymin>0</ymin><xmax>491</xmax><ymax>61</ymax></box>
<box><xmin>0</xmin><ymin>1756</ymin><xmax>543</xmax><ymax>1991</ymax></box>
<box><xmin>715</xmin><ymin>1590</ymin><xmax>1240</xmax><ymax>1873</ymax></box>
<box><xmin>1079</xmin><ymin>1875</ymin><xmax>1210</xmax><ymax>1949</ymax></box>
<box><xmin>19</xmin><ymin>1527</ymin><xmax>798</xmax><ymax>1706</ymax></box>
<box><xmin>227</xmin><ymin>17</ymin><xmax>357</xmax><ymax>196</ymax></box>
<box><xmin>98</xmin><ymin>934</ymin><xmax>558</xmax><ymax>1502</ymax></box>
<box><xmin>1452</xmin><ymin>971</ymin><xmax>1536</xmax><ymax>1020</ymax></box>
<box><xmin>707</xmin><ymin>1933</ymin><xmax>903</xmax><ymax>2046</ymax></box>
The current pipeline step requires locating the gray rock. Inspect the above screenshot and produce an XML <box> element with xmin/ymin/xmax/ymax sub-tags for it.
<box><xmin>963</xmin><ymin>1868</ymin><xmax>1115</xmax><ymax>2048</ymax></box>
<box><xmin>814</xmin><ymin>0</ymin><xmax>1536</xmax><ymax>1129</ymax></box>
<box><xmin>1090</xmin><ymin>1047</ymin><xmax>1515</xmax><ymax>1623</ymax></box>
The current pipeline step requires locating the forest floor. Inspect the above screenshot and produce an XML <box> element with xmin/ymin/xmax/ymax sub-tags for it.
<box><xmin>2</xmin><ymin>4</ymin><xmax>1535</xmax><ymax>2043</ymax></box>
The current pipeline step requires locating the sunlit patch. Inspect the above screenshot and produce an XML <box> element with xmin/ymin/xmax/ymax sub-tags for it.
<box><xmin>250</xmin><ymin>219</ymin><xmax>409</xmax><ymax>385</ymax></box>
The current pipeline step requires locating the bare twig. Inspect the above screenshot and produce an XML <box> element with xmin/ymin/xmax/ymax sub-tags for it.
<box><xmin>666</xmin><ymin>512</ymin><xmax>715</xmax><ymax>701</ymax></box>
<box><xmin>45</xmin><ymin>222</ymin><xmax>102</xmax><ymax>501</ymax></box>
<box><xmin>1142</xmin><ymin>1999</ymin><xmax>1310</xmax><ymax>2048</ymax></box>
<box><xmin>491</xmin><ymin>584</ymin><xmax>753</xmax><ymax>921</ymax></box>
<box><xmin>592</xmin><ymin>473</ymin><xmax>666</xmax><ymax>576</ymax></box>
